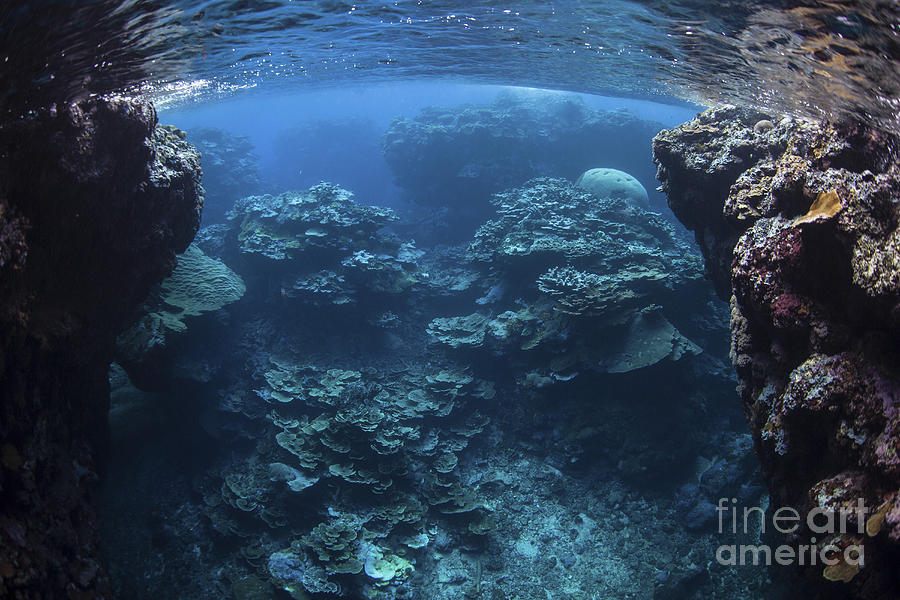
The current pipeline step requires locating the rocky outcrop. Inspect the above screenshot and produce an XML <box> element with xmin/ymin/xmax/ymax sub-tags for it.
<box><xmin>0</xmin><ymin>99</ymin><xmax>202</xmax><ymax>598</ymax></box>
<box><xmin>654</xmin><ymin>106</ymin><xmax>900</xmax><ymax>597</ymax></box>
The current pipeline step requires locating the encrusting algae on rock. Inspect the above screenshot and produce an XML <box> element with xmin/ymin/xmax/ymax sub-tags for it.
<box><xmin>654</xmin><ymin>105</ymin><xmax>900</xmax><ymax>597</ymax></box>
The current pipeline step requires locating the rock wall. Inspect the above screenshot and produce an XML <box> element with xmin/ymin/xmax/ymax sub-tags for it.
<box><xmin>654</xmin><ymin>107</ymin><xmax>900</xmax><ymax>597</ymax></box>
<box><xmin>0</xmin><ymin>99</ymin><xmax>202</xmax><ymax>598</ymax></box>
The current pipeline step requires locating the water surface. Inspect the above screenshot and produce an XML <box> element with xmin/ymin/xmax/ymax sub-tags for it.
<box><xmin>3</xmin><ymin>1</ymin><xmax>899</xmax><ymax>132</ymax></box>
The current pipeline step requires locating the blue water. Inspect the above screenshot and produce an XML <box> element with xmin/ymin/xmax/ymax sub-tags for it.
<box><xmin>5</xmin><ymin>1</ymin><xmax>900</xmax><ymax>132</ymax></box>
<box><xmin>162</xmin><ymin>83</ymin><xmax>699</xmax><ymax>223</ymax></box>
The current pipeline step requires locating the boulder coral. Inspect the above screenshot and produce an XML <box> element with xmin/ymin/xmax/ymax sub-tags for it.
<box><xmin>576</xmin><ymin>167</ymin><xmax>650</xmax><ymax>209</ymax></box>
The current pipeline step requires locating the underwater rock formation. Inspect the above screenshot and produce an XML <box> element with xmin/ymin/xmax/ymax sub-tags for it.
<box><xmin>0</xmin><ymin>99</ymin><xmax>202</xmax><ymax>598</ymax></box>
<box><xmin>654</xmin><ymin>106</ymin><xmax>900</xmax><ymax>596</ymax></box>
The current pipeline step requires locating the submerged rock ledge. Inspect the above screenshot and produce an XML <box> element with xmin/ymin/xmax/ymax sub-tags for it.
<box><xmin>654</xmin><ymin>106</ymin><xmax>900</xmax><ymax>597</ymax></box>
<box><xmin>0</xmin><ymin>99</ymin><xmax>202</xmax><ymax>598</ymax></box>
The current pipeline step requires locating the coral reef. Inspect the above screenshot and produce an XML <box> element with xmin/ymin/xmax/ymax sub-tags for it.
<box><xmin>383</xmin><ymin>90</ymin><xmax>665</xmax><ymax>235</ymax></box>
<box><xmin>103</xmin><ymin>181</ymin><xmax>495</xmax><ymax>599</ymax></box>
<box><xmin>430</xmin><ymin>177</ymin><xmax>707</xmax><ymax>377</ymax></box>
<box><xmin>250</xmin><ymin>360</ymin><xmax>493</xmax><ymax>596</ymax></box>
<box><xmin>654</xmin><ymin>106</ymin><xmax>900</xmax><ymax>596</ymax></box>
<box><xmin>92</xmin><ymin>106</ymin><xmax>779</xmax><ymax>600</ymax></box>
<box><xmin>225</xmin><ymin>183</ymin><xmax>420</xmax><ymax>307</ymax></box>
<box><xmin>426</xmin><ymin>314</ymin><xmax>490</xmax><ymax>348</ymax></box>
<box><xmin>0</xmin><ymin>98</ymin><xmax>202</xmax><ymax>598</ymax></box>
<box><xmin>116</xmin><ymin>243</ymin><xmax>246</xmax><ymax>390</ymax></box>
<box><xmin>94</xmin><ymin>162</ymin><xmax>779</xmax><ymax>600</ymax></box>
<box><xmin>229</xmin><ymin>183</ymin><xmax>396</xmax><ymax>261</ymax></box>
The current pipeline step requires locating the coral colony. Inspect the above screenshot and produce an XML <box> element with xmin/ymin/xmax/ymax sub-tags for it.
<box><xmin>4</xmin><ymin>88</ymin><xmax>900</xmax><ymax>600</ymax></box>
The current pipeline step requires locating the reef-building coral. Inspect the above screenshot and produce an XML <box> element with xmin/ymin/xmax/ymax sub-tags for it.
<box><xmin>229</xmin><ymin>183</ymin><xmax>396</xmax><ymax>261</ymax></box>
<box><xmin>426</xmin><ymin>314</ymin><xmax>490</xmax><ymax>348</ymax></box>
<box><xmin>575</xmin><ymin>167</ymin><xmax>650</xmax><ymax>209</ymax></box>
<box><xmin>429</xmin><ymin>177</ymin><xmax>706</xmax><ymax>377</ymax></box>
<box><xmin>197</xmin><ymin>347</ymin><xmax>496</xmax><ymax>597</ymax></box>
<box><xmin>597</xmin><ymin>308</ymin><xmax>701</xmax><ymax>373</ymax></box>
<box><xmin>153</xmin><ymin>244</ymin><xmax>247</xmax><ymax>331</ymax></box>
<box><xmin>116</xmin><ymin>243</ymin><xmax>246</xmax><ymax>389</ymax></box>
<box><xmin>226</xmin><ymin>183</ymin><xmax>421</xmax><ymax>305</ymax></box>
